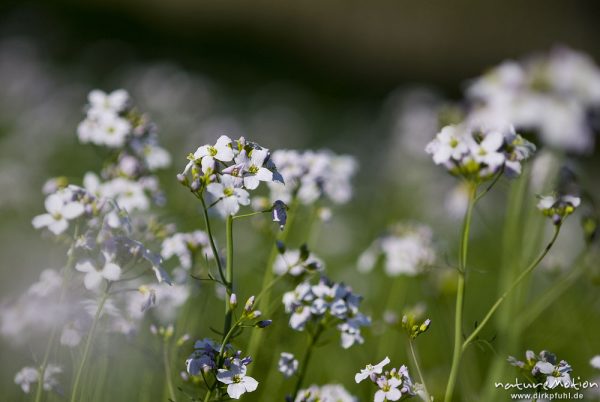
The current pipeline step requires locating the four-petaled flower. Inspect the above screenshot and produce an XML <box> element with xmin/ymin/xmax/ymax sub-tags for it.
<box><xmin>355</xmin><ymin>357</ymin><xmax>390</xmax><ymax>383</ymax></box>
<box><xmin>216</xmin><ymin>359</ymin><xmax>258</xmax><ymax>399</ymax></box>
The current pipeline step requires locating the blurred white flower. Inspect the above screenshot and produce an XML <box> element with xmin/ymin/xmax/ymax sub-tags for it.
<box><xmin>32</xmin><ymin>189</ymin><xmax>85</xmax><ymax>235</ymax></box>
<box><xmin>75</xmin><ymin>254</ymin><xmax>122</xmax><ymax>290</ymax></box>
<box><xmin>278</xmin><ymin>352</ymin><xmax>299</xmax><ymax>378</ymax></box>
<box><xmin>295</xmin><ymin>384</ymin><xmax>357</xmax><ymax>402</ymax></box>
<box><xmin>358</xmin><ymin>223</ymin><xmax>435</xmax><ymax>277</ymax></box>
<box><xmin>14</xmin><ymin>364</ymin><xmax>61</xmax><ymax>394</ymax></box>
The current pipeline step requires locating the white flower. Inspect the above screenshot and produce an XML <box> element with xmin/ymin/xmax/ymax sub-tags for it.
<box><xmin>278</xmin><ymin>352</ymin><xmax>299</xmax><ymax>378</ymax></box>
<box><xmin>28</xmin><ymin>269</ymin><xmax>62</xmax><ymax>297</ymax></box>
<box><xmin>75</xmin><ymin>254</ymin><xmax>122</xmax><ymax>290</ymax></box>
<box><xmin>537</xmin><ymin>194</ymin><xmax>581</xmax><ymax>224</ymax></box>
<box><xmin>216</xmin><ymin>360</ymin><xmax>258</xmax><ymax>399</ymax></box>
<box><xmin>144</xmin><ymin>144</ymin><xmax>171</xmax><ymax>171</ymax></box>
<box><xmin>273</xmin><ymin>248</ymin><xmax>324</xmax><ymax>276</ymax></box>
<box><xmin>187</xmin><ymin>135</ymin><xmax>234</xmax><ymax>174</ymax></box>
<box><xmin>235</xmin><ymin>148</ymin><xmax>274</xmax><ymax>190</ymax></box>
<box><xmin>355</xmin><ymin>357</ymin><xmax>390</xmax><ymax>383</ymax></box>
<box><xmin>591</xmin><ymin>355</ymin><xmax>600</xmax><ymax>370</ymax></box>
<box><xmin>60</xmin><ymin>326</ymin><xmax>82</xmax><ymax>347</ymax></box>
<box><xmin>88</xmin><ymin>89</ymin><xmax>129</xmax><ymax>114</ymax></box>
<box><xmin>15</xmin><ymin>364</ymin><xmax>62</xmax><ymax>394</ymax></box>
<box><xmin>467</xmin><ymin>130</ymin><xmax>506</xmax><ymax>172</ymax></box>
<box><xmin>295</xmin><ymin>384</ymin><xmax>357</xmax><ymax>402</ymax></box>
<box><xmin>374</xmin><ymin>376</ymin><xmax>402</xmax><ymax>402</ymax></box>
<box><xmin>207</xmin><ymin>175</ymin><xmax>250</xmax><ymax>216</ymax></box>
<box><xmin>425</xmin><ymin>125</ymin><xmax>469</xmax><ymax>165</ymax></box>
<box><xmin>32</xmin><ymin>190</ymin><xmax>85</xmax><ymax>235</ymax></box>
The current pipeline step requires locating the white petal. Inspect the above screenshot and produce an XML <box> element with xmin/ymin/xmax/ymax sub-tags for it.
<box><xmin>243</xmin><ymin>175</ymin><xmax>259</xmax><ymax>190</ymax></box>
<box><xmin>44</xmin><ymin>194</ymin><xmax>63</xmax><ymax>214</ymax></box>
<box><xmin>221</xmin><ymin>197</ymin><xmax>240</xmax><ymax>216</ymax></box>
<box><xmin>243</xmin><ymin>376</ymin><xmax>258</xmax><ymax>392</ymax></box>
<box><xmin>386</xmin><ymin>387</ymin><xmax>402</xmax><ymax>401</ymax></box>
<box><xmin>62</xmin><ymin>202</ymin><xmax>85</xmax><ymax>219</ymax></box>
<box><xmin>482</xmin><ymin>131</ymin><xmax>504</xmax><ymax>151</ymax></box>
<box><xmin>76</xmin><ymin>260</ymin><xmax>96</xmax><ymax>273</ymax></box>
<box><xmin>227</xmin><ymin>383</ymin><xmax>246</xmax><ymax>399</ymax></box>
<box><xmin>206</xmin><ymin>183</ymin><xmax>224</xmax><ymax>198</ymax></box>
<box><xmin>84</xmin><ymin>271</ymin><xmax>103</xmax><ymax>290</ymax></box>
<box><xmin>102</xmin><ymin>262</ymin><xmax>121</xmax><ymax>281</ymax></box>
<box><xmin>48</xmin><ymin>219</ymin><xmax>68</xmax><ymax>235</ymax></box>
<box><xmin>32</xmin><ymin>214</ymin><xmax>53</xmax><ymax>229</ymax></box>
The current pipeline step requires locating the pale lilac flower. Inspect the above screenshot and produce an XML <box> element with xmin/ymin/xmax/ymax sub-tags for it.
<box><xmin>278</xmin><ymin>352</ymin><xmax>299</xmax><ymax>378</ymax></box>
<box><xmin>87</xmin><ymin>89</ymin><xmax>129</xmax><ymax>114</ymax></box>
<box><xmin>75</xmin><ymin>254</ymin><xmax>122</xmax><ymax>290</ymax></box>
<box><xmin>374</xmin><ymin>376</ymin><xmax>402</xmax><ymax>402</ymax></box>
<box><xmin>216</xmin><ymin>359</ymin><xmax>258</xmax><ymax>399</ymax></box>
<box><xmin>207</xmin><ymin>175</ymin><xmax>250</xmax><ymax>216</ymax></box>
<box><xmin>234</xmin><ymin>148</ymin><xmax>274</xmax><ymax>190</ymax></box>
<box><xmin>32</xmin><ymin>190</ymin><xmax>85</xmax><ymax>235</ymax></box>
<box><xmin>355</xmin><ymin>357</ymin><xmax>391</xmax><ymax>383</ymax></box>
<box><xmin>185</xmin><ymin>135</ymin><xmax>234</xmax><ymax>175</ymax></box>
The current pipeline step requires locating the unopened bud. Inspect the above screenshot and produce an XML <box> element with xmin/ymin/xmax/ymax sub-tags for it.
<box><xmin>230</xmin><ymin>293</ymin><xmax>238</xmax><ymax>308</ymax></box>
<box><xmin>244</xmin><ymin>296</ymin><xmax>256</xmax><ymax>312</ymax></box>
<box><xmin>256</xmin><ymin>320</ymin><xmax>272</xmax><ymax>328</ymax></box>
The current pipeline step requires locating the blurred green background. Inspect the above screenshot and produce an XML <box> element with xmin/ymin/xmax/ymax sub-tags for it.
<box><xmin>1</xmin><ymin>1</ymin><xmax>600</xmax><ymax>401</ymax></box>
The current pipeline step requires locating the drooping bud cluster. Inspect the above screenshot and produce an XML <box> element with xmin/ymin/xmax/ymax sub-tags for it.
<box><xmin>508</xmin><ymin>350</ymin><xmax>573</xmax><ymax>389</ymax></box>
<box><xmin>283</xmin><ymin>277</ymin><xmax>370</xmax><ymax>349</ymax></box>
<box><xmin>537</xmin><ymin>194</ymin><xmax>581</xmax><ymax>225</ymax></box>
<box><xmin>425</xmin><ymin>124</ymin><xmax>535</xmax><ymax>181</ymax></box>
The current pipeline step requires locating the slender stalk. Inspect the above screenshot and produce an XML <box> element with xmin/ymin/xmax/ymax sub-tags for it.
<box><xmin>292</xmin><ymin>325</ymin><xmax>324</xmax><ymax>400</ymax></box>
<box><xmin>409</xmin><ymin>340</ymin><xmax>431</xmax><ymax>402</ymax></box>
<box><xmin>69</xmin><ymin>289</ymin><xmax>110</xmax><ymax>402</ymax></box>
<box><xmin>223</xmin><ymin>215</ymin><xmax>234</xmax><ymax>339</ymax></box>
<box><xmin>246</xmin><ymin>197</ymin><xmax>298</xmax><ymax>362</ymax></box>
<box><xmin>202</xmin><ymin>388</ymin><xmax>213</xmax><ymax>402</ymax></box>
<box><xmin>462</xmin><ymin>224</ymin><xmax>561</xmax><ymax>349</ymax></box>
<box><xmin>35</xmin><ymin>228</ymin><xmax>79</xmax><ymax>402</ymax></box>
<box><xmin>444</xmin><ymin>183</ymin><xmax>477</xmax><ymax>402</ymax></box>
<box><xmin>199</xmin><ymin>195</ymin><xmax>226</xmax><ymax>285</ymax></box>
<box><xmin>163</xmin><ymin>340</ymin><xmax>176</xmax><ymax>402</ymax></box>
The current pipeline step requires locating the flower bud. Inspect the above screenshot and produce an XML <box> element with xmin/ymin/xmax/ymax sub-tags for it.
<box><xmin>230</xmin><ymin>293</ymin><xmax>238</xmax><ymax>308</ymax></box>
<box><xmin>256</xmin><ymin>320</ymin><xmax>272</xmax><ymax>328</ymax></box>
<box><xmin>244</xmin><ymin>296</ymin><xmax>256</xmax><ymax>313</ymax></box>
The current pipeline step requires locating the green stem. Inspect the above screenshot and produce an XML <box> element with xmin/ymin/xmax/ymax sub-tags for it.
<box><xmin>202</xmin><ymin>389</ymin><xmax>212</xmax><ymax>402</ymax></box>
<box><xmin>444</xmin><ymin>183</ymin><xmax>477</xmax><ymax>402</ymax></box>
<box><xmin>163</xmin><ymin>340</ymin><xmax>176</xmax><ymax>402</ymax></box>
<box><xmin>35</xmin><ymin>228</ymin><xmax>79</xmax><ymax>402</ymax></box>
<box><xmin>69</xmin><ymin>290</ymin><xmax>110</xmax><ymax>402</ymax></box>
<box><xmin>246</xmin><ymin>197</ymin><xmax>298</xmax><ymax>363</ymax></box>
<box><xmin>199</xmin><ymin>195</ymin><xmax>226</xmax><ymax>286</ymax></box>
<box><xmin>462</xmin><ymin>224</ymin><xmax>561</xmax><ymax>349</ymax></box>
<box><xmin>292</xmin><ymin>325</ymin><xmax>324</xmax><ymax>400</ymax></box>
<box><xmin>223</xmin><ymin>215</ymin><xmax>234</xmax><ymax>339</ymax></box>
<box><xmin>409</xmin><ymin>340</ymin><xmax>431</xmax><ymax>402</ymax></box>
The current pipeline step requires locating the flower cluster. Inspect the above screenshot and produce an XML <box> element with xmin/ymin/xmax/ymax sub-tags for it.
<box><xmin>466</xmin><ymin>46</ymin><xmax>600</xmax><ymax>153</ymax></box>
<box><xmin>264</xmin><ymin>149</ymin><xmax>358</xmax><ymax>205</ymax></box>
<box><xmin>77</xmin><ymin>89</ymin><xmax>171</xmax><ymax>176</ymax></box>
<box><xmin>186</xmin><ymin>338</ymin><xmax>258</xmax><ymax>399</ymax></box>
<box><xmin>358</xmin><ymin>223</ymin><xmax>436</xmax><ymax>277</ymax></box>
<box><xmin>425</xmin><ymin>123</ymin><xmax>536</xmax><ymax>180</ymax></box>
<box><xmin>274</xmin><ymin>243</ymin><xmax>324</xmax><ymax>277</ymax></box>
<box><xmin>355</xmin><ymin>357</ymin><xmax>417</xmax><ymax>401</ymax></box>
<box><xmin>509</xmin><ymin>350</ymin><xmax>573</xmax><ymax>389</ymax></box>
<box><xmin>14</xmin><ymin>365</ymin><xmax>62</xmax><ymax>394</ymax></box>
<box><xmin>283</xmin><ymin>277</ymin><xmax>371</xmax><ymax>348</ymax></box>
<box><xmin>537</xmin><ymin>194</ymin><xmax>581</xmax><ymax>225</ymax></box>
<box><xmin>294</xmin><ymin>384</ymin><xmax>357</xmax><ymax>402</ymax></box>
<box><xmin>179</xmin><ymin>135</ymin><xmax>283</xmax><ymax>217</ymax></box>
